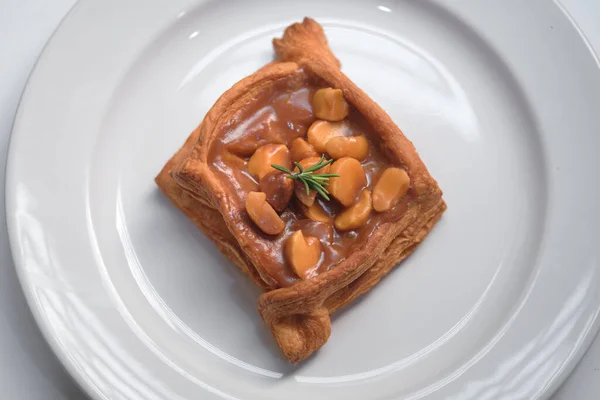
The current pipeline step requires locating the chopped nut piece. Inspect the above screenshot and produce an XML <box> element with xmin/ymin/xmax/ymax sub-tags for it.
<box><xmin>305</xmin><ymin>201</ymin><xmax>333</xmax><ymax>223</ymax></box>
<box><xmin>325</xmin><ymin>135</ymin><xmax>369</xmax><ymax>161</ymax></box>
<box><xmin>259</xmin><ymin>171</ymin><xmax>293</xmax><ymax>212</ymax></box>
<box><xmin>328</xmin><ymin>157</ymin><xmax>367</xmax><ymax>207</ymax></box>
<box><xmin>313</xmin><ymin>88</ymin><xmax>349</xmax><ymax>121</ymax></box>
<box><xmin>334</xmin><ymin>190</ymin><xmax>373</xmax><ymax>231</ymax></box>
<box><xmin>245</xmin><ymin>191</ymin><xmax>285</xmax><ymax>235</ymax></box>
<box><xmin>295</xmin><ymin>181</ymin><xmax>317</xmax><ymax>207</ymax></box>
<box><xmin>372</xmin><ymin>167</ymin><xmax>410</xmax><ymax>212</ymax></box>
<box><xmin>290</xmin><ymin>138</ymin><xmax>318</xmax><ymax>162</ymax></box>
<box><xmin>295</xmin><ymin>156</ymin><xmax>332</xmax><ymax>175</ymax></box>
<box><xmin>307</xmin><ymin>120</ymin><xmax>349</xmax><ymax>153</ymax></box>
<box><xmin>247</xmin><ymin>144</ymin><xmax>290</xmax><ymax>180</ymax></box>
<box><xmin>285</xmin><ymin>230</ymin><xmax>322</xmax><ymax>279</ymax></box>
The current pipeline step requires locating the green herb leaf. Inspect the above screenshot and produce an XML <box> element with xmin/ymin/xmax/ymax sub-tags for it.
<box><xmin>271</xmin><ymin>155</ymin><xmax>339</xmax><ymax>201</ymax></box>
<box><xmin>271</xmin><ymin>164</ymin><xmax>293</xmax><ymax>174</ymax></box>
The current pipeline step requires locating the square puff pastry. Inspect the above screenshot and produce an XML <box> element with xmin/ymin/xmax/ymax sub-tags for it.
<box><xmin>156</xmin><ymin>18</ymin><xmax>446</xmax><ymax>362</ymax></box>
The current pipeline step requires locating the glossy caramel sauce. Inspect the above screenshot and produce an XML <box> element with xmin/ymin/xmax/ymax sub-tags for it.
<box><xmin>209</xmin><ymin>72</ymin><xmax>414</xmax><ymax>287</ymax></box>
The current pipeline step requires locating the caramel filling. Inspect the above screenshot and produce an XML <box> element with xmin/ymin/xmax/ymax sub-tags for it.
<box><xmin>209</xmin><ymin>71</ymin><xmax>414</xmax><ymax>287</ymax></box>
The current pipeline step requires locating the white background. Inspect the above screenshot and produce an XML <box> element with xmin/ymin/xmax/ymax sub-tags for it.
<box><xmin>1</xmin><ymin>0</ymin><xmax>599</xmax><ymax>398</ymax></box>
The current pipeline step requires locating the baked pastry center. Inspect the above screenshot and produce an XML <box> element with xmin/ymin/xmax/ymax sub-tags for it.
<box><xmin>209</xmin><ymin>76</ymin><xmax>413</xmax><ymax>286</ymax></box>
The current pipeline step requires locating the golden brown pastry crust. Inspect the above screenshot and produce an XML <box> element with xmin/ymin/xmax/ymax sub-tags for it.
<box><xmin>156</xmin><ymin>18</ymin><xmax>446</xmax><ymax>363</ymax></box>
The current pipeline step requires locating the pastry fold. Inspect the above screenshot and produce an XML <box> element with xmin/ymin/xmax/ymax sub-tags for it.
<box><xmin>156</xmin><ymin>18</ymin><xmax>446</xmax><ymax>363</ymax></box>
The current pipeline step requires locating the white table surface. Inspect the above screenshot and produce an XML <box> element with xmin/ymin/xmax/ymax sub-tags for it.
<box><xmin>1</xmin><ymin>0</ymin><xmax>599</xmax><ymax>399</ymax></box>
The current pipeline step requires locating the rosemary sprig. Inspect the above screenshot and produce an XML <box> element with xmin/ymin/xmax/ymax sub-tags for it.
<box><xmin>272</xmin><ymin>154</ymin><xmax>339</xmax><ymax>201</ymax></box>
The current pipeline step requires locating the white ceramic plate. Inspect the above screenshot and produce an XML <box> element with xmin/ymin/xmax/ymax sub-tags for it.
<box><xmin>6</xmin><ymin>0</ymin><xmax>600</xmax><ymax>399</ymax></box>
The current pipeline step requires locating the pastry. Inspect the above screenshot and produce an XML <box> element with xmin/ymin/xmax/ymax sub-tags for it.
<box><xmin>156</xmin><ymin>18</ymin><xmax>446</xmax><ymax>363</ymax></box>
